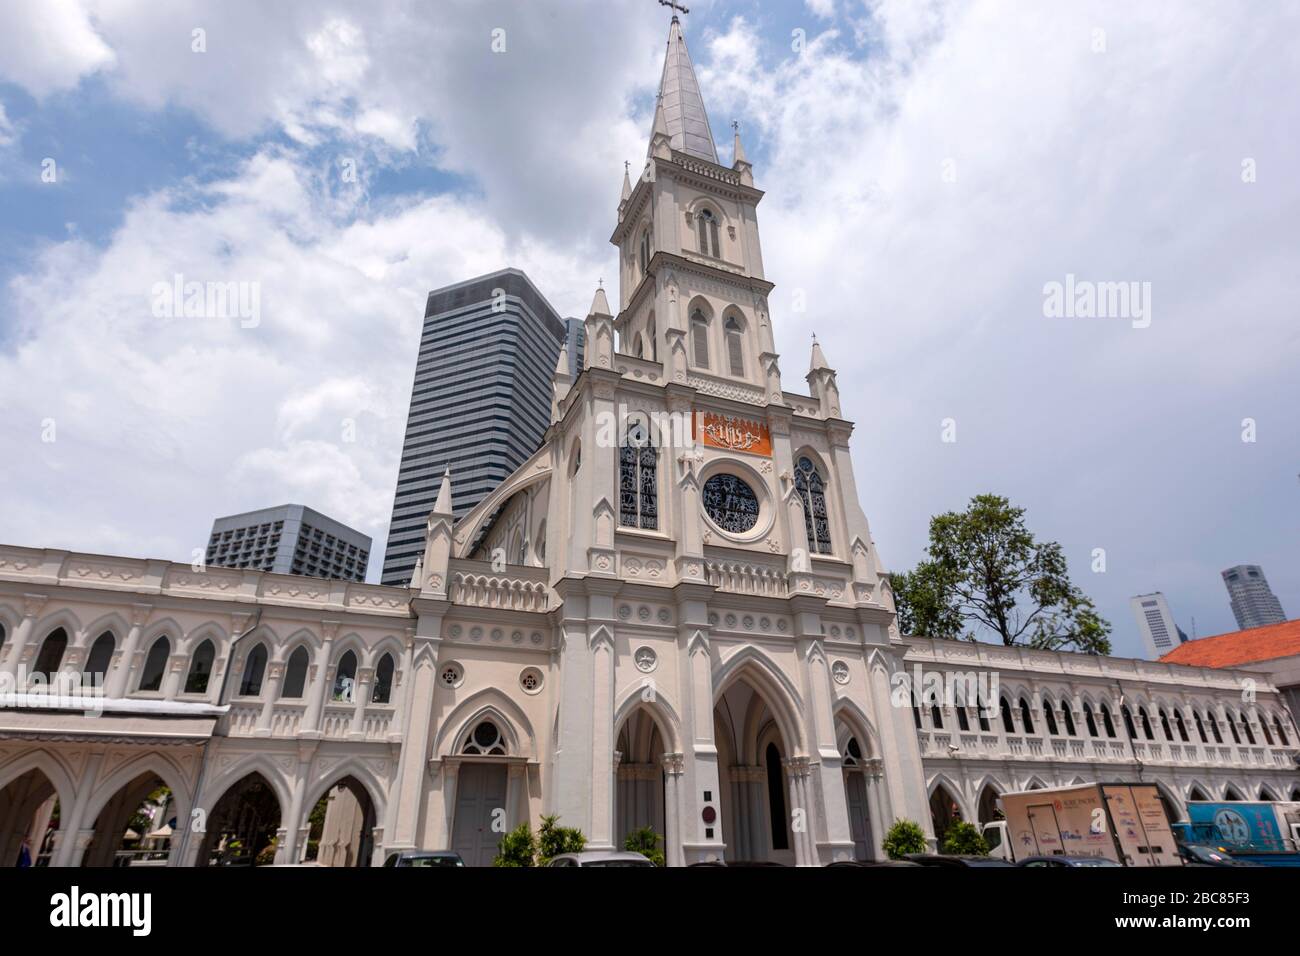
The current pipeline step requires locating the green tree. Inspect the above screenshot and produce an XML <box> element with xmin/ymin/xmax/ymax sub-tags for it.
<box><xmin>940</xmin><ymin>820</ymin><xmax>989</xmax><ymax>856</ymax></box>
<box><xmin>623</xmin><ymin>826</ymin><xmax>665</xmax><ymax>867</ymax></box>
<box><xmin>893</xmin><ymin>494</ymin><xmax>1111</xmax><ymax>654</ymax></box>
<box><xmin>882</xmin><ymin>818</ymin><xmax>928</xmax><ymax>860</ymax></box>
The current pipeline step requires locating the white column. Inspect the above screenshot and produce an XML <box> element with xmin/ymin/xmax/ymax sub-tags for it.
<box><xmin>349</xmin><ymin>667</ymin><xmax>374</xmax><ymax>739</ymax></box>
<box><xmin>302</xmin><ymin>635</ymin><xmax>335</xmax><ymax>736</ymax></box>
<box><xmin>0</xmin><ymin>594</ymin><xmax>47</xmax><ymax>678</ymax></box>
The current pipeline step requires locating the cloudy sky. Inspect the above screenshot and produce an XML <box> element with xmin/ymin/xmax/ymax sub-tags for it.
<box><xmin>0</xmin><ymin>0</ymin><xmax>1296</xmax><ymax>657</ymax></box>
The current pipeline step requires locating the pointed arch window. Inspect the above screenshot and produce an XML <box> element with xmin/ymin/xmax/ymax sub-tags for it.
<box><xmin>697</xmin><ymin>208</ymin><xmax>720</xmax><ymax>258</ymax></box>
<box><xmin>1226</xmin><ymin>711</ymin><xmax>1241</xmax><ymax>744</ymax></box>
<box><xmin>1083</xmin><ymin>703</ymin><xmax>1099</xmax><ymax>737</ymax></box>
<box><xmin>372</xmin><ymin>653</ymin><xmax>395</xmax><ymax>704</ymax></box>
<box><xmin>955</xmin><ymin>703</ymin><xmax>970</xmax><ymax>732</ymax></box>
<box><xmin>1019</xmin><ymin>698</ymin><xmax>1035</xmax><ymax>735</ymax></box>
<box><xmin>281</xmin><ymin>646</ymin><xmax>309</xmax><ymax>699</ymax></box>
<box><xmin>33</xmin><ymin>628</ymin><xmax>68</xmax><ymax>681</ymax></box>
<box><xmin>690</xmin><ymin>309</ymin><xmax>710</xmax><ymax>368</ymax></box>
<box><xmin>139</xmin><ymin>636</ymin><xmax>170</xmax><ymax>693</ymax></box>
<box><xmin>240</xmin><ymin>643</ymin><xmax>268</xmax><ymax>697</ymax></box>
<box><xmin>1206</xmin><ymin>711</ymin><xmax>1223</xmax><ymax>743</ymax></box>
<box><xmin>1060</xmin><ymin>702</ymin><xmax>1076</xmax><ymax>736</ymax></box>
<box><xmin>646</xmin><ymin>314</ymin><xmax>657</xmax><ymax>361</ymax></box>
<box><xmin>1099</xmin><ymin>704</ymin><xmax>1115</xmax><ymax>738</ymax></box>
<box><xmin>1260</xmin><ymin>713</ymin><xmax>1274</xmax><ymax>746</ymax></box>
<box><xmin>1274</xmin><ymin>714</ymin><xmax>1289</xmax><ymax>747</ymax></box>
<box><xmin>639</xmin><ymin>226</ymin><xmax>652</xmax><ymax>275</ymax></box>
<box><xmin>930</xmin><ymin>704</ymin><xmax>943</xmax><ymax>730</ymax></box>
<box><xmin>999</xmin><ymin>697</ymin><xmax>1015</xmax><ymax>735</ymax></box>
<box><xmin>794</xmin><ymin>457</ymin><xmax>833</xmax><ymax>555</ymax></box>
<box><xmin>1157</xmin><ymin>708</ymin><xmax>1172</xmax><ymax>740</ymax></box>
<box><xmin>1240</xmin><ymin>712</ymin><xmax>1256</xmax><ymax>745</ymax></box>
<box><xmin>1043</xmin><ymin>697</ymin><xmax>1059</xmax><ymax>735</ymax></box>
<box><xmin>1139</xmin><ymin>707</ymin><xmax>1154</xmax><ymax>739</ymax></box>
<box><xmin>724</xmin><ymin>316</ymin><xmax>745</xmax><ymax>377</ymax></box>
<box><xmin>84</xmin><ymin>631</ymin><xmax>115</xmax><ymax>687</ymax></box>
<box><xmin>333</xmin><ymin>650</ymin><xmax>358</xmax><ymax>702</ymax></box>
<box><xmin>1121</xmin><ymin>705</ymin><xmax>1136</xmax><ymax>739</ymax></box>
<box><xmin>619</xmin><ymin>434</ymin><xmax>658</xmax><ymax>530</ymax></box>
<box><xmin>975</xmin><ymin>692</ymin><xmax>990</xmax><ymax>732</ymax></box>
<box><xmin>185</xmin><ymin>639</ymin><xmax>216</xmax><ymax>694</ymax></box>
<box><xmin>1174</xmin><ymin>710</ymin><xmax>1190</xmax><ymax>742</ymax></box>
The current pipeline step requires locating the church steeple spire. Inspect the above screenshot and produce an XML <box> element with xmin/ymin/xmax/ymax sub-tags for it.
<box><xmin>651</xmin><ymin>15</ymin><xmax>718</xmax><ymax>163</ymax></box>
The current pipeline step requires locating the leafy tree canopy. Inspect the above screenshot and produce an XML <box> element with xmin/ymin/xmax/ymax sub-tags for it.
<box><xmin>893</xmin><ymin>494</ymin><xmax>1111</xmax><ymax>654</ymax></box>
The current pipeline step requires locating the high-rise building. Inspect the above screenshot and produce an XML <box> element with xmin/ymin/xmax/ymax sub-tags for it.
<box><xmin>1222</xmin><ymin>564</ymin><xmax>1287</xmax><ymax>630</ymax></box>
<box><xmin>380</xmin><ymin>268</ymin><xmax>567</xmax><ymax>586</ymax></box>
<box><xmin>1131</xmin><ymin>592</ymin><xmax>1190</xmax><ymax>659</ymax></box>
<box><xmin>205</xmin><ymin>504</ymin><xmax>371</xmax><ymax>582</ymax></box>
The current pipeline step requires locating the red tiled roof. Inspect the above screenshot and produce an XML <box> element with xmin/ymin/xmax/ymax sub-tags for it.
<box><xmin>1160</xmin><ymin>619</ymin><xmax>1300</xmax><ymax>668</ymax></box>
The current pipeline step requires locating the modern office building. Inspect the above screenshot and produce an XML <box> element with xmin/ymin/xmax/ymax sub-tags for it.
<box><xmin>1222</xmin><ymin>564</ymin><xmax>1287</xmax><ymax>630</ymax></box>
<box><xmin>1131</xmin><ymin>591</ymin><xmax>1190</xmax><ymax>659</ymax></box>
<box><xmin>380</xmin><ymin>268</ymin><xmax>567</xmax><ymax>586</ymax></box>
<box><xmin>205</xmin><ymin>504</ymin><xmax>371</xmax><ymax>582</ymax></box>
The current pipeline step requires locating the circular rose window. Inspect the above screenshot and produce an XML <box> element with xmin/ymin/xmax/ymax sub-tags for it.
<box><xmin>703</xmin><ymin>473</ymin><xmax>760</xmax><ymax>534</ymax></box>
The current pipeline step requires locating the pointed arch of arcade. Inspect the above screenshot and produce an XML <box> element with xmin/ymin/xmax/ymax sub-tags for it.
<box><xmin>0</xmin><ymin>749</ymin><xmax>80</xmax><ymax>867</ymax></box>
<box><xmin>195</xmin><ymin>755</ymin><xmax>294</xmax><ymax>835</ymax></box>
<box><xmin>1152</xmin><ymin>780</ymin><xmax>1188</xmax><ymax>823</ymax></box>
<box><xmin>79</xmin><ymin>611</ymin><xmax>131</xmax><ymax>649</ymax></box>
<box><xmin>973</xmin><ymin>776</ymin><xmax>1005</xmax><ymax>824</ymax></box>
<box><xmin>299</xmin><ymin>762</ymin><xmax>387</xmax><ymax>868</ymax></box>
<box><xmin>613</xmin><ymin>687</ymin><xmax>684</xmax><ymax>865</ymax></box>
<box><xmin>1187</xmin><ymin>781</ymin><xmax>1212</xmax><ymax>802</ymax></box>
<box><xmin>927</xmin><ymin>774</ymin><xmax>969</xmax><ymax>841</ymax></box>
<box><xmin>711</xmin><ymin>646</ymin><xmax>806</xmax><ymax>759</ymax></box>
<box><xmin>79</xmin><ymin>752</ymin><xmax>194</xmax><ymax>866</ymax></box>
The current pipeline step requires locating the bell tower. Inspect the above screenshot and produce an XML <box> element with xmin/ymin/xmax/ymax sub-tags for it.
<box><xmin>612</xmin><ymin>14</ymin><xmax>780</xmax><ymax>406</ymax></box>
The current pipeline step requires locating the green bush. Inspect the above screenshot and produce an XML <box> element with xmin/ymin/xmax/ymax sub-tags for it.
<box><xmin>537</xmin><ymin>814</ymin><xmax>586</xmax><ymax>865</ymax></box>
<box><xmin>623</xmin><ymin>826</ymin><xmax>665</xmax><ymax>867</ymax></box>
<box><xmin>882</xmin><ymin>818</ymin><xmax>928</xmax><ymax>860</ymax></box>
<box><xmin>254</xmin><ymin>837</ymin><xmax>278</xmax><ymax>867</ymax></box>
<box><xmin>940</xmin><ymin>820</ymin><xmax>989</xmax><ymax>856</ymax></box>
<box><xmin>493</xmin><ymin>822</ymin><xmax>537</xmax><ymax>867</ymax></box>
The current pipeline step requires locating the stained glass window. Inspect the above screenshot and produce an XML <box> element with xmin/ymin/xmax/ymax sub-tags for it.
<box><xmin>794</xmin><ymin>456</ymin><xmax>832</xmax><ymax>554</ymax></box>
<box><xmin>619</xmin><ymin>440</ymin><xmax>658</xmax><ymax>530</ymax></box>
<box><xmin>702</xmin><ymin>473</ymin><xmax>759</xmax><ymax>533</ymax></box>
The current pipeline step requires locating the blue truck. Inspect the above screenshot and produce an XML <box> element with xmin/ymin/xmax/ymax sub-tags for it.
<box><xmin>1173</xmin><ymin>801</ymin><xmax>1300</xmax><ymax>866</ymax></box>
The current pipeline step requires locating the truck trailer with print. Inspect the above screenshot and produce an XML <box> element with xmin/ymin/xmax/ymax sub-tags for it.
<box><xmin>981</xmin><ymin>782</ymin><xmax>1182</xmax><ymax>866</ymax></box>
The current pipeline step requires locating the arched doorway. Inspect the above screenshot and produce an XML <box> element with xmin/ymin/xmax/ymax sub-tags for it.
<box><xmin>305</xmin><ymin>776</ymin><xmax>375</xmax><ymax>867</ymax></box>
<box><xmin>0</xmin><ymin>769</ymin><xmax>61</xmax><ymax>867</ymax></box>
<box><xmin>929</xmin><ymin>784</ymin><xmax>963</xmax><ymax>843</ymax></box>
<box><xmin>839</xmin><ymin>734</ymin><xmax>873</xmax><ymax>861</ymax></box>
<box><xmin>83</xmin><ymin>772</ymin><xmax>173</xmax><ymax>867</ymax></box>
<box><xmin>449</xmin><ymin>719</ymin><xmax>511</xmax><ymax>867</ymax></box>
<box><xmin>198</xmin><ymin>773</ymin><xmax>282</xmax><ymax>866</ymax></box>
<box><xmin>614</xmin><ymin>708</ymin><xmax>667</xmax><ymax>861</ymax></box>
<box><xmin>714</xmin><ymin>676</ymin><xmax>796</xmax><ymax>864</ymax></box>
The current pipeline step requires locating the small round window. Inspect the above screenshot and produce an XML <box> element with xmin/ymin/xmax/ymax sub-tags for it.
<box><xmin>519</xmin><ymin>667</ymin><xmax>544</xmax><ymax>694</ymax></box>
<box><xmin>702</xmin><ymin>473</ymin><xmax>760</xmax><ymax>534</ymax></box>
<box><xmin>440</xmin><ymin>662</ymin><xmax>464</xmax><ymax>687</ymax></box>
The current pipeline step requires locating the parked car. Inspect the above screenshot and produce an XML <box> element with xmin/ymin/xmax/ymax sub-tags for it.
<box><xmin>546</xmin><ymin>851</ymin><xmax>656</xmax><ymax>867</ymax></box>
<box><xmin>1178</xmin><ymin>844</ymin><xmax>1258</xmax><ymax>867</ymax></box>
<box><xmin>904</xmin><ymin>854</ymin><xmax>1014</xmax><ymax>868</ymax></box>
<box><xmin>382</xmin><ymin>850</ymin><xmax>465</xmax><ymax>867</ymax></box>
<box><xmin>826</xmin><ymin>859</ymin><xmax>922</xmax><ymax>867</ymax></box>
<box><xmin>687</xmin><ymin>859</ymin><xmax>788</xmax><ymax>867</ymax></box>
<box><xmin>1016</xmin><ymin>855</ymin><xmax>1123</xmax><ymax>867</ymax></box>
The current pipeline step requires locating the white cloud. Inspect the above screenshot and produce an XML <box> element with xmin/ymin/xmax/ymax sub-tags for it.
<box><xmin>0</xmin><ymin>0</ymin><xmax>115</xmax><ymax>96</ymax></box>
<box><xmin>699</xmin><ymin>1</ymin><xmax>1300</xmax><ymax>647</ymax></box>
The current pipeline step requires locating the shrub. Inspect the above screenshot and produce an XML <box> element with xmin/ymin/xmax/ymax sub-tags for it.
<box><xmin>254</xmin><ymin>837</ymin><xmax>278</xmax><ymax>867</ymax></box>
<box><xmin>493</xmin><ymin>823</ymin><xmax>537</xmax><ymax>867</ymax></box>
<box><xmin>882</xmin><ymin>818</ymin><xmax>928</xmax><ymax>860</ymax></box>
<box><xmin>940</xmin><ymin>820</ymin><xmax>989</xmax><ymax>856</ymax></box>
<box><xmin>623</xmin><ymin>826</ymin><xmax>665</xmax><ymax>867</ymax></box>
<box><xmin>537</xmin><ymin>814</ymin><xmax>586</xmax><ymax>865</ymax></box>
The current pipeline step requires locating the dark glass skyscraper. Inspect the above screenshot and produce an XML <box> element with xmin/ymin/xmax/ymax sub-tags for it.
<box><xmin>381</xmin><ymin>268</ymin><xmax>570</xmax><ymax>586</ymax></box>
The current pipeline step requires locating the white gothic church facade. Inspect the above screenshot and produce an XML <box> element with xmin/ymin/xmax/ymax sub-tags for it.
<box><xmin>1</xmin><ymin>19</ymin><xmax>1295</xmax><ymax>868</ymax></box>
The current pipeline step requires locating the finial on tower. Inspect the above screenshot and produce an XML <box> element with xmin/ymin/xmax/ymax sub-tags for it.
<box><xmin>658</xmin><ymin>0</ymin><xmax>690</xmax><ymax>18</ymax></box>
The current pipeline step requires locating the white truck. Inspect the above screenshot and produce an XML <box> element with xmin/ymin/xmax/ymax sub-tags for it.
<box><xmin>981</xmin><ymin>782</ymin><xmax>1183</xmax><ymax>866</ymax></box>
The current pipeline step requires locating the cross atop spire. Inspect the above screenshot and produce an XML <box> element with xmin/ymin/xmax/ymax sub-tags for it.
<box><xmin>657</xmin><ymin>0</ymin><xmax>690</xmax><ymax>18</ymax></box>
